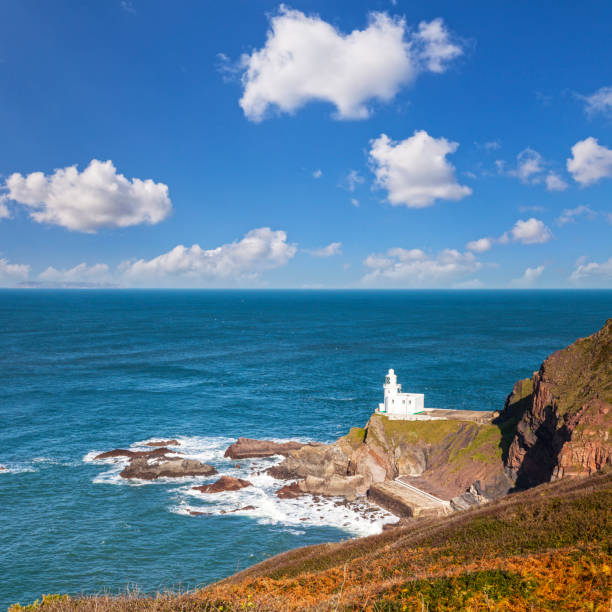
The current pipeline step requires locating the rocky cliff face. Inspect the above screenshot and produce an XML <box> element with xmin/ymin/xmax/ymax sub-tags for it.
<box><xmin>499</xmin><ymin>318</ymin><xmax>612</xmax><ymax>488</ymax></box>
<box><xmin>272</xmin><ymin>413</ymin><xmax>510</xmax><ymax>501</ymax></box>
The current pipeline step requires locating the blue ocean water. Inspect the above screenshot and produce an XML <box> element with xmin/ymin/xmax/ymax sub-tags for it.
<box><xmin>1</xmin><ymin>289</ymin><xmax>611</xmax><ymax>609</ymax></box>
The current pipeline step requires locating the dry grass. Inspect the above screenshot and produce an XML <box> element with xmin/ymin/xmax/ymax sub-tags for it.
<box><xmin>11</xmin><ymin>471</ymin><xmax>612</xmax><ymax>611</ymax></box>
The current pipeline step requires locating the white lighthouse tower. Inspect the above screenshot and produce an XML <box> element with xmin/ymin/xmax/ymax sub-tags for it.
<box><xmin>377</xmin><ymin>369</ymin><xmax>424</xmax><ymax>418</ymax></box>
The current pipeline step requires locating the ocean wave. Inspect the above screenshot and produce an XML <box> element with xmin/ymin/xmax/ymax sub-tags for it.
<box><xmin>0</xmin><ymin>463</ymin><xmax>37</xmax><ymax>474</ymax></box>
<box><xmin>173</xmin><ymin>456</ymin><xmax>396</xmax><ymax>536</ymax></box>
<box><xmin>84</xmin><ymin>434</ymin><xmax>397</xmax><ymax>536</ymax></box>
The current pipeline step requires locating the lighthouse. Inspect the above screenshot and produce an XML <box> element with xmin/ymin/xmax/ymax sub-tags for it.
<box><xmin>377</xmin><ymin>369</ymin><xmax>424</xmax><ymax>418</ymax></box>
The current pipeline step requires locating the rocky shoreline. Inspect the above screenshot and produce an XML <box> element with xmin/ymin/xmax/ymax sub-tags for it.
<box><xmin>91</xmin><ymin>318</ymin><xmax>612</xmax><ymax>527</ymax></box>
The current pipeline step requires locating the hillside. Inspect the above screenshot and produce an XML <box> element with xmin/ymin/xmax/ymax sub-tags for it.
<box><xmin>12</xmin><ymin>470</ymin><xmax>611</xmax><ymax>610</ymax></box>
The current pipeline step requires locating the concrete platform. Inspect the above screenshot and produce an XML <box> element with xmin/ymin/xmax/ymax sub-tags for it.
<box><xmin>368</xmin><ymin>480</ymin><xmax>452</xmax><ymax>518</ymax></box>
<box><xmin>384</xmin><ymin>408</ymin><xmax>497</xmax><ymax>425</ymax></box>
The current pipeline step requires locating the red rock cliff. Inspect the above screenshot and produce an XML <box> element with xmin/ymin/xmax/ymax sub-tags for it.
<box><xmin>499</xmin><ymin>318</ymin><xmax>612</xmax><ymax>488</ymax></box>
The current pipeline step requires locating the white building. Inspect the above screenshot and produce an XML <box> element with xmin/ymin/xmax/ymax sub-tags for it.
<box><xmin>377</xmin><ymin>369</ymin><xmax>424</xmax><ymax>418</ymax></box>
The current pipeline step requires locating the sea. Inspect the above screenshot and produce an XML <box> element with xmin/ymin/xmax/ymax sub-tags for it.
<box><xmin>1</xmin><ymin>289</ymin><xmax>611</xmax><ymax>609</ymax></box>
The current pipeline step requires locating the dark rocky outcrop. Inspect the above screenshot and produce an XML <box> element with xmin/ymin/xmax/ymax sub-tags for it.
<box><xmin>145</xmin><ymin>439</ymin><xmax>180</xmax><ymax>447</ymax></box>
<box><xmin>120</xmin><ymin>457</ymin><xmax>217</xmax><ymax>480</ymax></box>
<box><xmin>224</xmin><ymin>438</ymin><xmax>314</xmax><ymax>459</ymax></box>
<box><xmin>94</xmin><ymin>447</ymin><xmax>176</xmax><ymax>460</ymax></box>
<box><xmin>498</xmin><ymin>318</ymin><xmax>612</xmax><ymax>488</ymax></box>
<box><xmin>275</xmin><ymin>482</ymin><xmax>305</xmax><ymax>498</ymax></box>
<box><xmin>192</xmin><ymin>475</ymin><xmax>253</xmax><ymax>493</ymax></box>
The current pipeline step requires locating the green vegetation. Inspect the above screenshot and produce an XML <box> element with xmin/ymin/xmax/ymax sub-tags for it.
<box><xmin>547</xmin><ymin>318</ymin><xmax>612</xmax><ymax>417</ymax></box>
<box><xmin>342</xmin><ymin>427</ymin><xmax>366</xmax><ymax>449</ymax></box>
<box><xmin>374</xmin><ymin>414</ymin><xmax>463</xmax><ymax>446</ymax></box>
<box><xmin>447</xmin><ymin>423</ymin><xmax>502</xmax><ymax>467</ymax></box>
<box><xmin>387</xmin><ymin>570</ymin><xmax>537</xmax><ymax>610</ymax></box>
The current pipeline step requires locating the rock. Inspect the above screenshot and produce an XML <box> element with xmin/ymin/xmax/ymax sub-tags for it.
<box><xmin>275</xmin><ymin>444</ymin><xmax>351</xmax><ymax>480</ymax></box>
<box><xmin>95</xmin><ymin>447</ymin><xmax>176</xmax><ymax>460</ymax></box>
<box><xmin>275</xmin><ymin>482</ymin><xmax>305</xmax><ymax>499</ymax></box>
<box><xmin>120</xmin><ymin>457</ymin><xmax>217</xmax><ymax>480</ymax></box>
<box><xmin>450</xmin><ymin>482</ymin><xmax>489</xmax><ymax>511</ymax></box>
<box><xmin>188</xmin><ymin>510</ymin><xmax>206</xmax><ymax>516</ymax></box>
<box><xmin>382</xmin><ymin>519</ymin><xmax>409</xmax><ymax>531</ymax></box>
<box><xmin>234</xmin><ymin>464</ymin><xmax>241</xmax><ymax>469</ymax></box>
<box><xmin>266</xmin><ymin>464</ymin><xmax>295</xmax><ymax>480</ymax></box>
<box><xmin>224</xmin><ymin>438</ymin><xmax>313</xmax><ymax>459</ymax></box>
<box><xmin>0</xmin><ymin>465</ymin><xmax>6</xmax><ymax>471</ymax></box>
<box><xmin>499</xmin><ymin>318</ymin><xmax>612</xmax><ymax>488</ymax></box>
<box><xmin>145</xmin><ymin>439</ymin><xmax>180</xmax><ymax>447</ymax></box>
<box><xmin>192</xmin><ymin>475</ymin><xmax>253</xmax><ymax>493</ymax></box>
<box><xmin>228</xmin><ymin>505</ymin><xmax>256</xmax><ymax>512</ymax></box>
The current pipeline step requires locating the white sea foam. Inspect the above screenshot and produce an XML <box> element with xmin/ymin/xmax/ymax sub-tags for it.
<box><xmin>85</xmin><ymin>434</ymin><xmax>397</xmax><ymax>536</ymax></box>
<box><xmin>0</xmin><ymin>463</ymin><xmax>37</xmax><ymax>474</ymax></box>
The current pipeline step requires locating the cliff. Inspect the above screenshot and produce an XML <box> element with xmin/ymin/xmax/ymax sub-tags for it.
<box><xmin>498</xmin><ymin>317</ymin><xmax>612</xmax><ymax>488</ymax></box>
<box><xmin>273</xmin><ymin>411</ymin><xmax>511</xmax><ymax>508</ymax></box>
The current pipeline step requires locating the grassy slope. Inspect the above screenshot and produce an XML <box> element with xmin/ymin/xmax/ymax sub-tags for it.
<box><xmin>14</xmin><ymin>470</ymin><xmax>612</xmax><ymax>611</ymax></box>
<box><xmin>543</xmin><ymin>318</ymin><xmax>612</xmax><ymax>417</ymax></box>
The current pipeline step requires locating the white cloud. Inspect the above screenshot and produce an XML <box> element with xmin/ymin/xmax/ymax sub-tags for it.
<box><xmin>0</xmin><ymin>198</ymin><xmax>10</xmax><ymax>220</ymax></box>
<box><xmin>500</xmin><ymin>149</ymin><xmax>568</xmax><ymax>190</ymax></box>
<box><xmin>120</xmin><ymin>227</ymin><xmax>296</xmax><ymax>283</ymax></box>
<box><xmin>466</xmin><ymin>237</ymin><xmax>493</xmax><ymax>253</ymax></box>
<box><xmin>344</xmin><ymin>170</ymin><xmax>365</xmax><ymax>192</ymax></box>
<box><xmin>413</xmin><ymin>17</ymin><xmax>463</xmax><ymax>73</ymax></box>
<box><xmin>3</xmin><ymin>159</ymin><xmax>172</xmax><ymax>232</ymax></box>
<box><xmin>510</xmin><ymin>218</ymin><xmax>552</xmax><ymax>244</ymax></box>
<box><xmin>312</xmin><ymin>169</ymin><xmax>323</xmax><ymax>179</ymax></box>
<box><xmin>567</xmin><ymin>137</ymin><xmax>612</xmax><ymax>185</ymax></box>
<box><xmin>483</xmin><ymin>141</ymin><xmax>501</xmax><ymax>151</ymax></box>
<box><xmin>39</xmin><ymin>263</ymin><xmax>111</xmax><ymax>283</ymax></box>
<box><xmin>510</xmin><ymin>265</ymin><xmax>544</xmax><ymax>288</ymax></box>
<box><xmin>581</xmin><ymin>85</ymin><xmax>612</xmax><ymax>117</ymax></box>
<box><xmin>557</xmin><ymin>205</ymin><xmax>597</xmax><ymax>225</ymax></box>
<box><xmin>368</xmin><ymin>131</ymin><xmax>471</xmax><ymax>207</ymax></box>
<box><xmin>350</xmin><ymin>198</ymin><xmax>360</xmax><ymax>207</ymax></box>
<box><xmin>467</xmin><ymin>218</ymin><xmax>552</xmax><ymax>252</ymax></box>
<box><xmin>362</xmin><ymin>247</ymin><xmax>480</xmax><ymax>286</ymax></box>
<box><xmin>0</xmin><ymin>258</ymin><xmax>29</xmax><ymax>282</ymax></box>
<box><xmin>308</xmin><ymin>242</ymin><xmax>342</xmax><ymax>257</ymax></box>
<box><xmin>510</xmin><ymin>148</ymin><xmax>544</xmax><ymax>183</ymax></box>
<box><xmin>237</xmin><ymin>8</ymin><xmax>462</xmax><ymax>121</ymax></box>
<box><xmin>545</xmin><ymin>172</ymin><xmax>568</xmax><ymax>192</ymax></box>
<box><xmin>570</xmin><ymin>257</ymin><xmax>612</xmax><ymax>284</ymax></box>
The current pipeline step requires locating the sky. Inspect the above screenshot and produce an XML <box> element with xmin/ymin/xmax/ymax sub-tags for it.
<box><xmin>1</xmin><ymin>0</ymin><xmax>612</xmax><ymax>289</ymax></box>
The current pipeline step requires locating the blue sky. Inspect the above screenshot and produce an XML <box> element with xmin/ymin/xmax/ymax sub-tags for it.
<box><xmin>1</xmin><ymin>0</ymin><xmax>611</xmax><ymax>288</ymax></box>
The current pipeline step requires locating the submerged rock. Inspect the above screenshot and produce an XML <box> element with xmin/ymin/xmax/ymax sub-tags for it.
<box><xmin>192</xmin><ymin>475</ymin><xmax>253</xmax><ymax>493</ymax></box>
<box><xmin>120</xmin><ymin>457</ymin><xmax>217</xmax><ymax>480</ymax></box>
<box><xmin>224</xmin><ymin>438</ymin><xmax>312</xmax><ymax>459</ymax></box>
